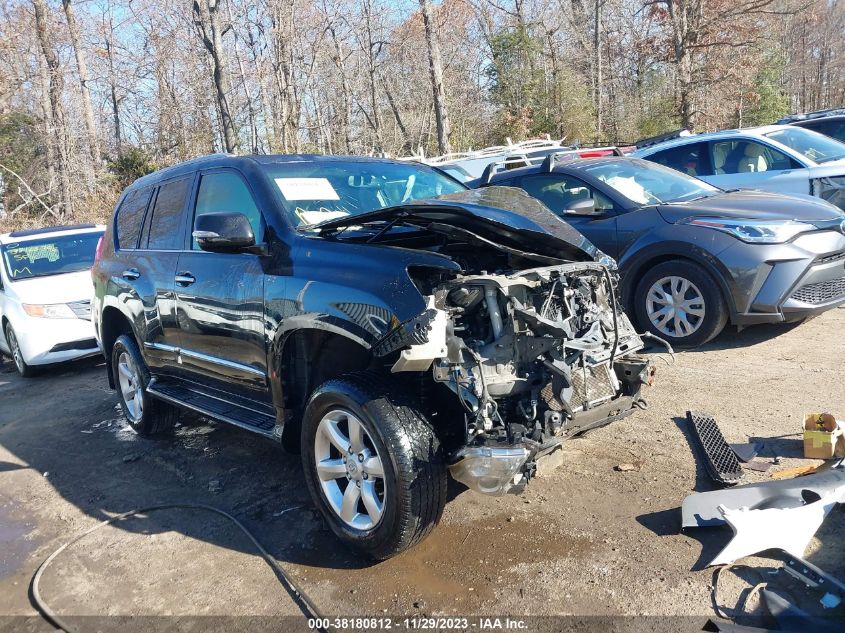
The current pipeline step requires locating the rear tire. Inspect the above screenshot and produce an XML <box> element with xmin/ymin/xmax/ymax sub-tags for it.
<box><xmin>111</xmin><ymin>334</ymin><xmax>179</xmax><ymax>436</ymax></box>
<box><xmin>634</xmin><ymin>260</ymin><xmax>728</xmax><ymax>347</ymax></box>
<box><xmin>4</xmin><ymin>323</ymin><xmax>35</xmax><ymax>378</ymax></box>
<box><xmin>301</xmin><ymin>371</ymin><xmax>447</xmax><ymax>560</ymax></box>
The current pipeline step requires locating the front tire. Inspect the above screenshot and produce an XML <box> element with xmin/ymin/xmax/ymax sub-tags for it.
<box><xmin>301</xmin><ymin>372</ymin><xmax>447</xmax><ymax>560</ymax></box>
<box><xmin>111</xmin><ymin>334</ymin><xmax>179</xmax><ymax>436</ymax></box>
<box><xmin>634</xmin><ymin>260</ymin><xmax>728</xmax><ymax>347</ymax></box>
<box><xmin>5</xmin><ymin>323</ymin><xmax>35</xmax><ymax>377</ymax></box>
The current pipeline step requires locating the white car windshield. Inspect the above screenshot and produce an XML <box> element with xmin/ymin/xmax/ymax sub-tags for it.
<box><xmin>764</xmin><ymin>127</ymin><xmax>845</xmax><ymax>163</ymax></box>
<box><xmin>582</xmin><ymin>160</ymin><xmax>720</xmax><ymax>205</ymax></box>
<box><xmin>1</xmin><ymin>232</ymin><xmax>103</xmax><ymax>281</ymax></box>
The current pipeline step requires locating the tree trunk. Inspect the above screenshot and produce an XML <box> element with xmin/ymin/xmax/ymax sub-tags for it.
<box><xmin>270</xmin><ymin>0</ymin><xmax>299</xmax><ymax>153</ymax></box>
<box><xmin>593</xmin><ymin>0</ymin><xmax>603</xmax><ymax>138</ymax></box>
<box><xmin>33</xmin><ymin>0</ymin><xmax>73</xmax><ymax>220</ymax></box>
<box><xmin>193</xmin><ymin>0</ymin><xmax>238</xmax><ymax>154</ymax></box>
<box><xmin>361</xmin><ymin>0</ymin><xmax>384</xmax><ymax>152</ymax></box>
<box><xmin>104</xmin><ymin>35</ymin><xmax>123</xmax><ymax>158</ymax></box>
<box><xmin>225</xmin><ymin>1</ymin><xmax>260</xmax><ymax>153</ymax></box>
<box><xmin>62</xmin><ymin>0</ymin><xmax>100</xmax><ymax>171</ymax></box>
<box><xmin>419</xmin><ymin>0</ymin><xmax>452</xmax><ymax>155</ymax></box>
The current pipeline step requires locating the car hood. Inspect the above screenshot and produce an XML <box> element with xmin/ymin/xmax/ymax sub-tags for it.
<box><xmin>807</xmin><ymin>157</ymin><xmax>845</xmax><ymax>176</ymax></box>
<box><xmin>6</xmin><ymin>269</ymin><xmax>94</xmax><ymax>304</ymax></box>
<box><xmin>657</xmin><ymin>189</ymin><xmax>845</xmax><ymax>225</ymax></box>
<box><xmin>311</xmin><ymin>186</ymin><xmax>599</xmax><ymax>263</ymax></box>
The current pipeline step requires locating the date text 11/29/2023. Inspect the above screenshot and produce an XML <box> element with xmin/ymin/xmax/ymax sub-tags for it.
<box><xmin>308</xmin><ymin>617</ymin><xmax>528</xmax><ymax>630</ymax></box>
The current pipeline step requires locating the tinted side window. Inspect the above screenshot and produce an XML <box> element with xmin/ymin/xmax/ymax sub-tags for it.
<box><xmin>649</xmin><ymin>143</ymin><xmax>712</xmax><ymax>177</ymax></box>
<box><xmin>116</xmin><ymin>188</ymin><xmax>152</xmax><ymax>250</ymax></box>
<box><xmin>193</xmin><ymin>172</ymin><xmax>262</xmax><ymax>250</ymax></box>
<box><xmin>711</xmin><ymin>140</ymin><xmax>800</xmax><ymax>174</ymax></box>
<box><xmin>146</xmin><ymin>177</ymin><xmax>191</xmax><ymax>250</ymax></box>
<box><xmin>803</xmin><ymin>120</ymin><xmax>845</xmax><ymax>143</ymax></box>
<box><xmin>518</xmin><ymin>174</ymin><xmax>615</xmax><ymax>214</ymax></box>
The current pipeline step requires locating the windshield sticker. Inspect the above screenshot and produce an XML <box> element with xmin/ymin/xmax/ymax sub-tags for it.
<box><xmin>8</xmin><ymin>244</ymin><xmax>60</xmax><ymax>263</ymax></box>
<box><xmin>294</xmin><ymin>207</ymin><xmax>349</xmax><ymax>225</ymax></box>
<box><xmin>603</xmin><ymin>176</ymin><xmax>650</xmax><ymax>204</ymax></box>
<box><xmin>276</xmin><ymin>177</ymin><xmax>340</xmax><ymax>201</ymax></box>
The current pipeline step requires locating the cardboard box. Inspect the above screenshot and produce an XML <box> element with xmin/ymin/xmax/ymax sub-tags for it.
<box><xmin>803</xmin><ymin>413</ymin><xmax>845</xmax><ymax>459</ymax></box>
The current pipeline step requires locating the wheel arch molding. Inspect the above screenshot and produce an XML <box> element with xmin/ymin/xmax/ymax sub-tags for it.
<box><xmin>619</xmin><ymin>242</ymin><xmax>739</xmax><ymax>319</ymax></box>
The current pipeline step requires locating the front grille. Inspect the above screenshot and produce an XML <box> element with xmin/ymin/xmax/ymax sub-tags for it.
<box><xmin>818</xmin><ymin>251</ymin><xmax>845</xmax><ymax>265</ymax></box>
<box><xmin>790</xmin><ymin>276</ymin><xmax>845</xmax><ymax>304</ymax></box>
<box><xmin>50</xmin><ymin>338</ymin><xmax>98</xmax><ymax>353</ymax></box>
<box><xmin>68</xmin><ymin>300</ymin><xmax>92</xmax><ymax>320</ymax></box>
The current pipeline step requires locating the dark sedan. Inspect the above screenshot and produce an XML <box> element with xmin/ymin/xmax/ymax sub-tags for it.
<box><xmin>480</xmin><ymin>155</ymin><xmax>845</xmax><ymax>345</ymax></box>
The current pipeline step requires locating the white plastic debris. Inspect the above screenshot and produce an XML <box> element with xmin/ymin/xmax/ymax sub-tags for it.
<box><xmin>707</xmin><ymin>480</ymin><xmax>845</xmax><ymax>566</ymax></box>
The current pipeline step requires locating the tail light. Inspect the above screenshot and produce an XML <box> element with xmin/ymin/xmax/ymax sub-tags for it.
<box><xmin>578</xmin><ymin>149</ymin><xmax>616</xmax><ymax>158</ymax></box>
<box><xmin>94</xmin><ymin>236</ymin><xmax>104</xmax><ymax>263</ymax></box>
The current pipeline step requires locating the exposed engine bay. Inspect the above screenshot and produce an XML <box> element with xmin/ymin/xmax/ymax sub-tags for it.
<box><xmin>315</xmin><ymin>188</ymin><xmax>656</xmax><ymax>495</ymax></box>
<box><xmin>391</xmin><ymin>262</ymin><xmax>653</xmax><ymax>495</ymax></box>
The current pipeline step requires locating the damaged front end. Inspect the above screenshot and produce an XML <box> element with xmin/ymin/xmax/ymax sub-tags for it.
<box><xmin>316</xmin><ymin>188</ymin><xmax>654</xmax><ymax>496</ymax></box>
<box><xmin>391</xmin><ymin>263</ymin><xmax>652</xmax><ymax>495</ymax></box>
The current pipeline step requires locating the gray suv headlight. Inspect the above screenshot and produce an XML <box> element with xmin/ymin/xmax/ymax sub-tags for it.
<box><xmin>678</xmin><ymin>217</ymin><xmax>815</xmax><ymax>244</ymax></box>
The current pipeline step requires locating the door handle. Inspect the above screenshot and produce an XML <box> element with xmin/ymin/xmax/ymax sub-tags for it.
<box><xmin>122</xmin><ymin>268</ymin><xmax>140</xmax><ymax>281</ymax></box>
<box><xmin>175</xmin><ymin>272</ymin><xmax>196</xmax><ymax>286</ymax></box>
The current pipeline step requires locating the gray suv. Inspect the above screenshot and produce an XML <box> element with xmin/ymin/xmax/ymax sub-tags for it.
<box><xmin>481</xmin><ymin>156</ymin><xmax>845</xmax><ymax>345</ymax></box>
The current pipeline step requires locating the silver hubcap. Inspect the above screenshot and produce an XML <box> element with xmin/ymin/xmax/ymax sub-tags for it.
<box><xmin>8</xmin><ymin>329</ymin><xmax>24</xmax><ymax>373</ymax></box>
<box><xmin>117</xmin><ymin>352</ymin><xmax>144</xmax><ymax>422</ymax></box>
<box><xmin>646</xmin><ymin>276</ymin><xmax>706</xmax><ymax>338</ymax></box>
<box><xmin>314</xmin><ymin>409</ymin><xmax>386</xmax><ymax>531</ymax></box>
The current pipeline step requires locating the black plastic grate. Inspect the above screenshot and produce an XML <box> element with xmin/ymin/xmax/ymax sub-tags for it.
<box><xmin>790</xmin><ymin>276</ymin><xmax>845</xmax><ymax>305</ymax></box>
<box><xmin>686</xmin><ymin>410</ymin><xmax>744</xmax><ymax>485</ymax></box>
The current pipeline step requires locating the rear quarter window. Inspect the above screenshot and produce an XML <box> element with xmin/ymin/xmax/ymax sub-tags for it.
<box><xmin>648</xmin><ymin>143</ymin><xmax>711</xmax><ymax>177</ymax></box>
<box><xmin>116</xmin><ymin>188</ymin><xmax>152</xmax><ymax>250</ymax></box>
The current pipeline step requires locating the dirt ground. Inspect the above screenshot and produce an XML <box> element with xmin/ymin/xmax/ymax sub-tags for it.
<box><xmin>1</xmin><ymin>308</ymin><xmax>844</xmax><ymax>632</ymax></box>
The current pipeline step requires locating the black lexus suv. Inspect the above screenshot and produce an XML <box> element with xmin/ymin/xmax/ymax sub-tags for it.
<box><xmin>93</xmin><ymin>154</ymin><xmax>653</xmax><ymax>558</ymax></box>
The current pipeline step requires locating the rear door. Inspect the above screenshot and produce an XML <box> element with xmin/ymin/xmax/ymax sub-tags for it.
<box><xmin>174</xmin><ymin>169</ymin><xmax>267</xmax><ymax>395</ymax></box>
<box><xmin>705</xmin><ymin>139</ymin><xmax>810</xmax><ymax>195</ymax></box>
<box><xmin>135</xmin><ymin>175</ymin><xmax>193</xmax><ymax>369</ymax></box>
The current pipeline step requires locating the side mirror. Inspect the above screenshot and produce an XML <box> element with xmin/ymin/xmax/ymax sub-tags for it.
<box><xmin>193</xmin><ymin>212</ymin><xmax>255</xmax><ymax>252</ymax></box>
<box><xmin>564</xmin><ymin>198</ymin><xmax>601</xmax><ymax>216</ymax></box>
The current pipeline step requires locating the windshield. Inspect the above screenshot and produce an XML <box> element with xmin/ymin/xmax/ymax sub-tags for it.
<box><xmin>262</xmin><ymin>160</ymin><xmax>467</xmax><ymax>227</ymax></box>
<box><xmin>1</xmin><ymin>232</ymin><xmax>103</xmax><ymax>281</ymax></box>
<box><xmin>764</xmin><ymin>127</ymin><xmax>845</xmax><ymax>163</ymax></box>
<box><xmin>582</xmin><ymin>159</ymin><xmax>719</xmax><ymax>205</ymax></box>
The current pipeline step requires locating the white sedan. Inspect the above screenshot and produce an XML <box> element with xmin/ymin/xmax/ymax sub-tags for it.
<box><xmin>632</xmin><ymin>125</ymin><xmax>845</xmax><ymax>211</ymax></box>
<box><xmin>0</xmin><ymin>224</ymin><xmax>104</xmax><ymax>376</ymax></box>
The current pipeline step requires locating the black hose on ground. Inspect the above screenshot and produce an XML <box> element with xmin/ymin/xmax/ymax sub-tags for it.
<box><xmin>31</xmin><ymin>503</ymin><xmax>331</xmax><ymax>633</ymax></box>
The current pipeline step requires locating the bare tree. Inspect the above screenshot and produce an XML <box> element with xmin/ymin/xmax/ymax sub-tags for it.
<box><xmin>32</xmin><ymin>0</ymin><xmax>73</xmax><ymax>220</ymax></box>
<box><xmin>193</xmin><ymin>0</ymin><xmax>238</xmax><ymax>153</ymax></box>
<box><xmin>419</xmin><ymin>0</ymin><xmax>452</xmax><ymax>154</ymax></box>
<box><xmin>62</xmin><ymin>0</ymin><xmax>100</xmax><ymax>171</ymax></box>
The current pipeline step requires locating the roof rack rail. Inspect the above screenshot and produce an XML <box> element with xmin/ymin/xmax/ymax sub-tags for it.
<box><xmin>777</xmin><ymin>107</ymin><xmax>845</xmax><ymax>124</ymax></box>
<box><xmin>7</xmin><ymin>224</ymin><xmax>98</xmax><ymax>238</ymax></box>
<box><xmin>538</xmin><ymin>147</ymin><xmax>624</xmax><ymax>172</ymax></box>
<box><xmin>634</xmin><ymin>129</ymin><xmax>692</xmax><ymax>149</ymax></box>
<box><xmin>402</xmin><ymin>136</ymin><xmax>570</xmax><ymax>166</ymax></box>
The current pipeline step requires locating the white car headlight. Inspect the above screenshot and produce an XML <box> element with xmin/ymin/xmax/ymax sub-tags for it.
<box><xmin>678</xmin><ymin>217</ymin><xmax>815</xmax><ymax>244</ymax></box>
<box><xmin>22</xmin><ymin>303</ymin><xmax>78</xmax><ymax>319</ymax></box>
<box><xmin>812</xmin><ymin>176</ymin><xmax>845</xmax><ymax>211</ymax></box>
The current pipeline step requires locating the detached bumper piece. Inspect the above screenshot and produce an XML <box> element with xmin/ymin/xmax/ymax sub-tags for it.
<box><xmin>681</xmin><ymin>463</ymin><xmax>845</xmax><ymax>566</ymax></box>
<box><xmin>687</xmin><ymin>410</ymin><xmax>744</xmax><ymax>485</ymax></box>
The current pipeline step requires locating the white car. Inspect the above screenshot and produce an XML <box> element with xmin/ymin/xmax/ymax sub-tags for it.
<box><xmin>0</xmin><ymin>224</ymin><xmax>104</xmax><ymax>376</ymax></box>
<box><xmin>632</xmin><ymin>125</ymin><xmax>845</xmax><ymax>211</ymax></box>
